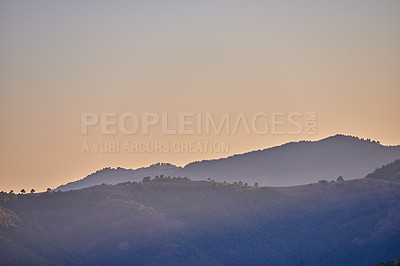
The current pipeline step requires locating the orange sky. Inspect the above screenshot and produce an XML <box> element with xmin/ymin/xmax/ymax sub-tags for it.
<box><xmin>1</xmin><ymin>1</ymin><xmax>399</xmax><ymax>192</ymax></box>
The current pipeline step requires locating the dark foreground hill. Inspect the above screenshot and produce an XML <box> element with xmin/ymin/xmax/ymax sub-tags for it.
<box><xmin>366</xmin><ymin>159</ymin><xmax>400</xmax><ymax>181</ymax></box>
<box><xmin>57</xmin><ymin>134</ymin><xmax>400</xmax><ymax>191</ymax></box>
<box><xmin>1</xmin><ymin>171</ymin><xmax>400</xmax><ymax>265</ymax></box>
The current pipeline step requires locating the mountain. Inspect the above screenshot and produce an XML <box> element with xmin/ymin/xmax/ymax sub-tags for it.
<box><xmin>1</xmin><ymin>169</ymin><xmax>400</xmax><ymax>265</ymax></box>
<box><xmin>57</xmin><ymin>134</ymin><xmax>400</xmax><ymax>191</ymax></box>
<box><xmin>57</xmin><ymin>163</ymin><xmax>181</xmax><ymax>191</ymax></box>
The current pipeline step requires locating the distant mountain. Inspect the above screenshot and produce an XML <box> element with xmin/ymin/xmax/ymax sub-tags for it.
<box><xmin>56</xmin><ymin>134</ymin><xmax>400</xmax><ymax>191</ymax></box>
<box><xmin>2</xmin><ymin>175</ymin><xmax>400</xmax><ymax>265</ymax></box>
<box><xmin>57</xmin><ymin>163</ymin><xmax>181</xmax><ymax>191</ymax></box>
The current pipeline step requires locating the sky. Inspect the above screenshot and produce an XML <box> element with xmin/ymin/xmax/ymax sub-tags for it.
<box><xmin>1</xmin><ymin>0</ymin><xmax>399</xmax><ymax>192</ymax></box>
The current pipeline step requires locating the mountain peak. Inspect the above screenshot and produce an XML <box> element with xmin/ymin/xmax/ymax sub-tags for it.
<box><xmin>321</xmin><ymin>134</ymin><xmax>383</xmax><ymax>145</ymax></box>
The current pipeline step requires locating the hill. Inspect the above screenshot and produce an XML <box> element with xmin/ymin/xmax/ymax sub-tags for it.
<box><xmin>57</xmin><ymin>134</ymin><xmax>400</xmax><ymax>191</ymax></box>
<box><xmin>365</xmin><ymin>159</ymin><xmax>400</xmax><ymax>181</ymax></box>
<box><xmin>1</xmin><ymin>171</ymin><xmax>400</xmax><ymax>265</ymax></box>
<box><xmin>57</xmin><ymin>163</ymin><xmax>180</xmax><ymax>191</ymax></box>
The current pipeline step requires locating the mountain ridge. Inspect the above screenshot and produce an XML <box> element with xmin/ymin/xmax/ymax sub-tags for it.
<box><xmin>56</xmin><ymin>134</ymin><xmax>400</xmax><ymax>191</ymax></box>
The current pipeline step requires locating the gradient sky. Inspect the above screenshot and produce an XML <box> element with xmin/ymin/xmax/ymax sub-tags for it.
<box><xmin>1</xmin><ymin>0</ymin><xmax>399</xmax><ymax>192</ymax></box>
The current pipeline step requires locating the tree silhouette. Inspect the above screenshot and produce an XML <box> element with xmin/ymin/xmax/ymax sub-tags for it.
<box><xmin>254</xmin><ymin>182</ymin><xmax>259</xmax><ymax>187</ymax></box>
<box><xmin>142</xmin><ymin>176</ymin><xmax>151</xmax><ymax>183</ymax></box>
<box><xmin>20</xmin><ymin>189</ymin><xmax>26</xmax><ymax>194</ymax></box>
<box><xmin>9</xmin><ymin>190</ymin><xmax>14</xmax><ymax>194</ymax></box>
<box><xmin>337</xmin><ymin>176</ymin><xmax>344</xmax><ymax>182</ymax></box>
<box><xmin>46</xmin><ymin>188</ymin><xmax>52</xmax><ymax>192</ymax></box>
<box><xmin>30</xmin><ymin>189</ymin><xmax>35</xmax><ymax>193</ymax></box>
